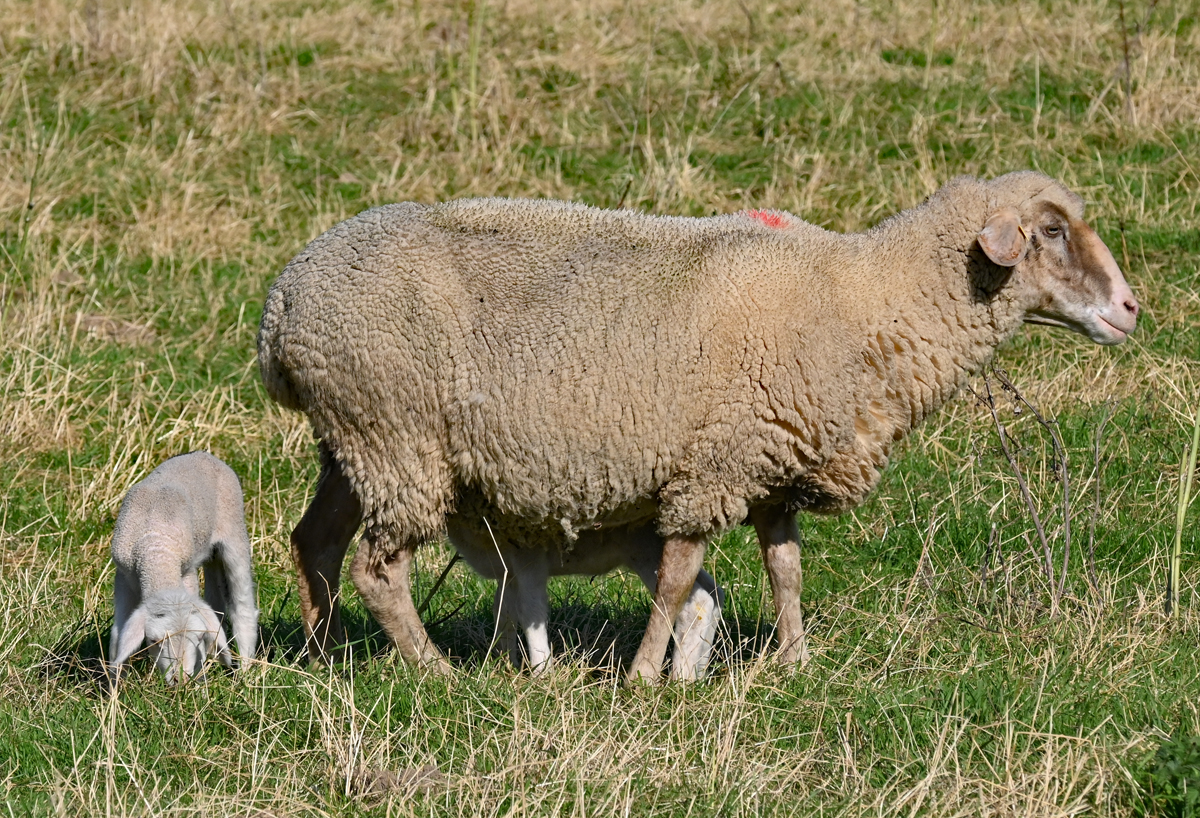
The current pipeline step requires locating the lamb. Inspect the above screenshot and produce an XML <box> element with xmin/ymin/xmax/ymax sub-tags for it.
<box><xmin>108</xmin><ymin>451</ymin><xmax>260</xmax><ymax>684</ymax></box>
<box><xmin>258</xmin><ymin>171</ymin><xmax>1138</xmax><ymax>683</ymax></box>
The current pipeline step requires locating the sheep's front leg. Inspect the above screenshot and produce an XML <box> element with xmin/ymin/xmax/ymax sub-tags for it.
<box><xmin>749</xmin><ymin>505</ymin><xmax>810</xmax><ymax>666</ymax></box>
<box><xmin>292</xmin><ymin>445</ymin><xmax>362</xmax><ymax>663</ymax></box>
<box><xmin>349</xmin><ymin>535</ymin><xmax>450</xmax><ymax>673</ymax></box>
<box><xmin>627</xmin><ymin>533</ymin><xmax>707</xmax><ymax>684</ymax></box>
<box><xmin>628</xmin><ymin>553</ymin><xmax>723</xmax><ymax>682</ymax></box>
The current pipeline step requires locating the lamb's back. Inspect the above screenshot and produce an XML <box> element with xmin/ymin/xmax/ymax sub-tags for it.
<box><xmin>111</xmin><ymin>453</ymin><xmax>242</xmax><ymax>579</ymax></box>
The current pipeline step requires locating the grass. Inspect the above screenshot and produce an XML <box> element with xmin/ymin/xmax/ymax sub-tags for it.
<box><xmin>1</xmin><ymin>0</ymin><xmax>1199</xmax><ymax>814</ymax></box>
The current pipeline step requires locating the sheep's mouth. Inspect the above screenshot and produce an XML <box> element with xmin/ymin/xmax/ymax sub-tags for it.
<box><xmin>1024</xmin><ymin>312</ymin><xmax>1082</xmax><ymax>333</ymax></box>
<box><xmin>1093</xmin><ymin>314</ymin><xmax>1129</xmax><ymax>344</ymax></box>
<box><xmin>1024</xmin><ymin>311</ymin><xmax>1127</xmax><ymax>345</ymax></box>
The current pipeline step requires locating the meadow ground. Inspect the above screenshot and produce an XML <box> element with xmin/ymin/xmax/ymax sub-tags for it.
<box><xmin>1</xmin><ymin>0</ymin><xmax>1199</xmax><ymax>814</ymax></box>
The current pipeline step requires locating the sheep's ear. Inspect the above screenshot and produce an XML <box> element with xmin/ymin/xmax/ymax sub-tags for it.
<box><xmin>112</xmin><ymin>606</ymin><xmax>148</xmax><ymax>669</ymax></box>
<box><xmin>979</xmin><ymin>207</ymin><xmax>1029</xmax><ymax>267</ymax></box>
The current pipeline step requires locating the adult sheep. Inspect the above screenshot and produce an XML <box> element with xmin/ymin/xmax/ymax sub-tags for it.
<box><xmin>259</xmin><ymin>171</ymin><xmax>1137</xmax><ymax>682</ymax></box>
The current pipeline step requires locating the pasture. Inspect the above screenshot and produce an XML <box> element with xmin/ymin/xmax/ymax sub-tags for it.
<box><xmin>1</xmin><ymin>0</ymin><xmax>1198</xmax><ymax>814</ymax></box>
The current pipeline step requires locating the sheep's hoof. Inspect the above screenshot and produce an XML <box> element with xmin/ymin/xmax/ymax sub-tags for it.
<box><xmin>774</xmin><ymin>640</ymin><xmax>811</xmax><ymax>668</ymax></box>
<box><xmin>415</xmin><ymin>652</ymin><xmax>454</xmax><ymax>676</ymax></box>
<box><xmin>624</xmin><ymin>661</ymin><xmax>663</xmax><ymax>687</ymax></box>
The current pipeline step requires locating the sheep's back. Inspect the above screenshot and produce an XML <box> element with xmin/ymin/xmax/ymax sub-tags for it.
<box><xmin>260</xmin><ymin>198</ymin><xmax>863</xmax><ymax>537</ymax></box>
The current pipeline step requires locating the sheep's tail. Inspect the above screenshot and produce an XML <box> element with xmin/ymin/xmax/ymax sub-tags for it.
<box><xmin>256</xmin><ymin>281</ymin><xmax>305</xmax><ymax>411</ymax></box>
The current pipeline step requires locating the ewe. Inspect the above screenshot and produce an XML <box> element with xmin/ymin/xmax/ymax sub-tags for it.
<box><xmin>109</xmin><ymin>451</ymin><xmax>259</xmax><ymax>684</ymax></box>
<box><xmin>259</xmin><ymin>171</ymin><xmax>1137</xmax><ymax>682</ymax></box>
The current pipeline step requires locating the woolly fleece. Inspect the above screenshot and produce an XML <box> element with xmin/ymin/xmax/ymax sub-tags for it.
<box><xmin>260</xmin><ymin>173</ymin><xmax>1078</xmax><ymax>550</ymax></box>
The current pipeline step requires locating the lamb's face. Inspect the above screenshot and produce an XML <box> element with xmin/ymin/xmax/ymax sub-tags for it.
<box><xmin>982</xmin><ymin>186</ymin><xmax>1139</xmax><ymax>345</ymax></box>
<box><xmin>143</xmin><ymin>605</ymin><xmax>214</xmax><ymax>685</ymax></box>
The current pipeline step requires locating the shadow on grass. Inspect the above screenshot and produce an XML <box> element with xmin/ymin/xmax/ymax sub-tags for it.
<box><xmin>426</xmin><ymin>594</ymin><xmax>780</xmax><ymax>680</ymax></box>
<box><xmin>37</xmin><ymin>585</ymin><xmax>787</xmax><ymax>690</ymax></box>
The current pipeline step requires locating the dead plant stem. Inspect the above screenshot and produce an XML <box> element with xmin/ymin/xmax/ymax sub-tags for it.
<box><xmin>978</xmin><ymin>371</ymin><xmax>1059</xmax><ymax>615</ymax></box>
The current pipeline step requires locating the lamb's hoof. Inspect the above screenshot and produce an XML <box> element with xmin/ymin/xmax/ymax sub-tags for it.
<box><xmin>666</xmin><ymin>665</ymin><xmax>701</xmax><ymax>683</ymax></box>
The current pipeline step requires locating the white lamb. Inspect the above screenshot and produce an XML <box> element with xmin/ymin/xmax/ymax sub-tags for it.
<box><xmin>108</xmin><ymin>451</ymin><xmax>259</xmax><ymax>685</ymax></box>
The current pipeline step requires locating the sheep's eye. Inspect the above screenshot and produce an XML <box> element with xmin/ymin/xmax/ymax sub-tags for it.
<box><xmin>1044</xmin><ymin>225</ymin><xmax>1062</xmax><ymax>238</ymax></box>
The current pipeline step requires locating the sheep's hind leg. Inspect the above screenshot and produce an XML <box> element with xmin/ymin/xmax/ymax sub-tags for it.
<box><xmin>350</xmin><ymin>533</ymin><xmax>450</xmax><ymax>673</ymax></box>
<box><xmin>292</xmin><ymin>444</ymin><xmax>362</xmax><ymax>664</ymax></box>
<box><xmin>749</xmin><ymin>505</ymin><xmax>810</xmax><ymax>666</ymax></box>
<box><xmin>626</xmin><ymin>533</ymin><xmax>707</xmax><ymax>685</ymax></box>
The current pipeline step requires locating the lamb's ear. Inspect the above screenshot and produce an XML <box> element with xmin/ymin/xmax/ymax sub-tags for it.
<box><xmin>213</xmin><ymin>624</ymin><xmax>233</xmax><ymax>668</ymax></box>
<box><xmin>979</xmin><ymin>207</ymin><xmax>1029</xmax><ymax>267</ymax></box>
<box><xmin>112</xmin><ymin>606</ymin><xmax>149</xmax><ymax>669</ymax></box>
<box><xmin>198</xmin><ymin>606</ymin><xmax>233</xmax><ymax>668</ymax></box>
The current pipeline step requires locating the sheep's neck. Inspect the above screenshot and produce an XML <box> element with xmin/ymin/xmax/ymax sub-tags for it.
<box><xmin>854</xmin><ymin>191</ymin><xmax>1027</xmax><ymax>440</ymax></box>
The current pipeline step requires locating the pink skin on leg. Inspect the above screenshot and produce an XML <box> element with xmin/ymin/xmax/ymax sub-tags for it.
<box><xmin>626</xmin><ymin>533</ymin><xmax>708</xmax><ymax>684</ymax></box>
<box><xmin>749</xmin><ymin>505</ymin><xmax>810</xmax><ymax>666</ymax></box>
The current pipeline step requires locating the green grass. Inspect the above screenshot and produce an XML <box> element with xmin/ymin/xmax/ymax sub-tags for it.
<box><xmin>2</xmin><ymin>0</ymin><xmax>1199</xmax><ymax>814</ymax></box>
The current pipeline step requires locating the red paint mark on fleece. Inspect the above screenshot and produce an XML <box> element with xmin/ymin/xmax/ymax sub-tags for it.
<box><xmin>743</xmin><ymin>209</ymin><xmax>788</xmax><ymax>229</ymax></box>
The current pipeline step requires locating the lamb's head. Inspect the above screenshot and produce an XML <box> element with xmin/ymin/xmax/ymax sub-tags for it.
<box><xmin>116</xmin><ymin>588</ymin><xmax>228</xmax><ymax>685</ymax></box>
<box><xmin>979</xmin><ymin>172</ymin><xmax>1139</xmax><ymax>345</ymax></box>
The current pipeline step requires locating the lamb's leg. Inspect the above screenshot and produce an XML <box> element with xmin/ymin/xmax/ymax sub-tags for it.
<box><xmin>212</xmin><ymin>521</ymin><xmax>260</xmax><ymax>666</ymax></box>
<box><xmin>626</xmin><ymin>533</ymin><xmax>707</xmax><ymax>684</ymax></box>
<box><xmin>292</xmin><ymin>445</ymin><xmax>362</xmax><ymax>663</ymax></box>
<box><xmin>669</xmin><ymin>570</ymin><xmax>723</xmax><ymax>681</ymax></box>
<box><xmin>349</xmin><ymin>533</ymin><xmax>450</xmax><ymax>673</ymax></box>
<box><xmin>628</xmin><ymin>553</ymin><xmax>722</xmax><ymax>682</ymax></box>
<box><xmin>183</xmin><ymin>571</ymin><xmax>201</xmax><ymax>597</ymax></box>
<box><xmin>202</xmin><ymin>560</ymin><xmax>235</xmax><ymax>667</ymax></box>
<box><xmin>109</xmin><ymin>572</ymin><xmax>139</xmax><ymax>671</ymax></box>
<box><xmin>749</xmin><ymin>505</ymin><xmax>810</xmax><ymax>666</ymax></box>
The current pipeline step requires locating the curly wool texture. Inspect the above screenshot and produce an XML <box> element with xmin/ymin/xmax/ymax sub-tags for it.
<box><xmin>259</xmin><ymin>173</ymin><xmax>1062</xmax><ymax>545</ymax></box>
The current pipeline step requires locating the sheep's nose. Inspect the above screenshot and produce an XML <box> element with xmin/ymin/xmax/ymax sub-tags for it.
<box><xmin>1124</xmin><ymin>297</ymin><xmax>1139</xmax><ymax>318</ymax></box>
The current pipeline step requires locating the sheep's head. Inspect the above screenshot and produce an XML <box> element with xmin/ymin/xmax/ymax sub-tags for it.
<box><xmin>980</xmin><ymin>173</ymin><xmax>1139</xmax><ymax>345</ymax></box>
<box><xmin>113</xmin><ymin>588</ymin><xmax>227</xmax><ymax>685</ymax></box>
